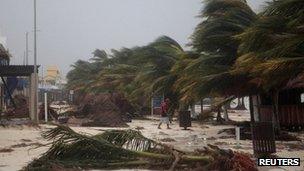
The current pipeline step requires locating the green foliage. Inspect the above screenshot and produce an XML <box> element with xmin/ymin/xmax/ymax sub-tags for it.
<box><xmin>191</xmin><ymin>0</ymin><xmax>256</xmax><ymax>60</ymax></box>
<box><xmin>67</xmin><ymin>36</ymin><xmax>188</xmax><ymax>110</ymax></box>
<box><xmin>175</xmin><ymin>0</ymin><xmax>256</xmax><ymax>101</ymax></box>
<box><xmin>25</xmin><ymin>125</ymin><xmax>212</xmax><ymax>170</ymax></box>
<box><xmin>235</xmin><ymin>0</ymin><xmax>304</xmax><ymax>91</ymax></box>
<box><xmin>66</xmin><ymin>0</ymin><xmax>304</xmax><ymax>110</ymax></box>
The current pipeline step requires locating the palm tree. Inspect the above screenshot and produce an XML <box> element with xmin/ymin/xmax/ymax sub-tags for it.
<box><xmin>66</xmin><ymin>49</ymin><xmax>112</xmax><ymax>93</ymax></box>
<box><xmin>134</xmin><ymin>36</ymin><xmax>184</xmax><ymax>94</ymax></box>
<box><xmin>234</xmin><ymin>0</ymin><xmax>304</xmax><ymax>129</ymax></box>
<box><xmin>90</xmin><ymin>47</ymin><xmax>147</xmax><ymax>107</ymax></box>
<box><xmin>66</xmin><ymin>60</ymin><xmax>97</xmax><ymax>92</ymax></box>
<box><xmin>191</xmin><ymin>0</ymin><xmax>256</xmax><ymax>58</ymax></box>
<box><xmin>68</xmin><ymin>36</ymin><xmax>188</xmax><ymax>111</ymax></box>
<box><xmin>176</xmin><ymin>0</ymin><xmax>256</xmax><ymax>120</ymax></box>
<box><xmin>132</xmin><ymin>36</ymin><xmax>190</xmax><ymax>111</ymax></box>
<box><xmin>184</xmin><ymin>0</ymin><xmax>256</xmax><ymax>96</ymax></box>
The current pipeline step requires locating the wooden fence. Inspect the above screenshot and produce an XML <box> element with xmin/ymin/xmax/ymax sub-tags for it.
<box><xmin>260</xmin><ymin>105</ymin><xmax>304</xmax><ymax>127</ymax></box>
<box><xmin>252</xmin><ymin>122</ymin><xmax>276</xmax><ymax>155</ymax></box>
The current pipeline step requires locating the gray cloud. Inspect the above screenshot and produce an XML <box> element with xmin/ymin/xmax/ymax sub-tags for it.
<box><xmin>0</xmin><ymin>0</ymin><xmax>268</xmax><ymax>76</ymax></box>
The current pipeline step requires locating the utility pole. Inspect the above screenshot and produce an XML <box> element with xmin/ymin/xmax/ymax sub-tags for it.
<box><xmin>33</xmin><ymin>0</ymin><xmax>38</xmax><ymax>123</ymax></box>
<box><xmin>26</xmin><ymin>32</ymin><xmax>29</xmax><ymax>65</ymax></box>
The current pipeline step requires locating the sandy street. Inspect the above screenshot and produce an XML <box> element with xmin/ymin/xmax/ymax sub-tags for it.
<box><xmin>0</xmin><ymin>111</ymin><xmax>304</xmax><ymax>171</ymax></box>
<box><xmin>0</xmin><ymin>126</ymin><xmax>48</xmax><ymax>171</ymax></box>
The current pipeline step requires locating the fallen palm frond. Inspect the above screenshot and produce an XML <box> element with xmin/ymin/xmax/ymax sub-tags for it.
<box><xmin>24</xmin><ymin>125</ymin><xmax>212</xmax><ymax>170</ymax></box>
<box><xmin>98</xmin><ymin>129</ymin><xmax>160</xmax><ymax>152</ymax></box>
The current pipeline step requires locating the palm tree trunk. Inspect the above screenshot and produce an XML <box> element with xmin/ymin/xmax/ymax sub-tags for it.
<box><xmin>241</xmin><ymin>97</ymin><xmax>245</xmax><ymax>106</ymax></box>
<box><xmin>178</xmin><ymin>103</ymin><xmax>188</xmax><ymax>111</ymax></box>
<box><xmin>223</xmin><ymin>104</ymin><xmax>229</xmax><ymax>121</ymax></box>
<box><xmin>249</xmin><ymin>95</ymin><xmax>255</xmax><ymax>123</ymax></box>
<box><xmin>235</xmin><ymin>97</ymin><xmax>246</xmax><ymax>110</ymax></box>
<box><xmin>200</xmin><ymin>98</ymin><xmax>204</xmax><ymax>115</ymax></box>
<box><xmin>272</xmin><ymin>90</ymin><xmax>281</xmax><ymax>133</ymax></box>
<box><xmin>216</xmin><ymin>108</ymin><xmax>222</xmax><ymax>123</ymax></box>
<box><xmin>190</xmin><ymin>103</ymin><xmax>195</xmax><ymax>117</ymax></box>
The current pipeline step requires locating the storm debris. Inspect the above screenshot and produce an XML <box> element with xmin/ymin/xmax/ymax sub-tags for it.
<box><xmin>67</xmin><ymin>93</ymin><xmax>134</xmax><ymax>127</ymax></box>
<box><xmin>23</xmin><ymin>125</ymin><xmax>257</xmax><ymax>171</ymax></box>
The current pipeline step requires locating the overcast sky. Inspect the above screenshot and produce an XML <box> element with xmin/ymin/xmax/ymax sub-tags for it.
<box><xmin>0</xmin><ymin>0</ymin><xmax>268</xmax><ymax>76</ymax></box>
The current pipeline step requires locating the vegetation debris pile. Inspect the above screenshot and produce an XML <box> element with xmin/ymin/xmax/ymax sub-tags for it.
<box><xmin>68</xmin><ymin>93</ymin><xmax>133</xmax><ymax>127</ymax></box>
<box><xmin>24</xmin><ymin>125</ymin><xmax>257</xmax><ymax>171</ymax></box>
<box><xmin>2</xmin><ymin>95</ymin><xmax>29</xmax><ymax>118</ymax></box>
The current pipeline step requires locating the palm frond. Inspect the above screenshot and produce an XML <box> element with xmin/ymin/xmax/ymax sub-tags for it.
<box><xmin>26</xmin><ymin>125</ymin><xmax>212</xmax><ymax>170</ymax></box>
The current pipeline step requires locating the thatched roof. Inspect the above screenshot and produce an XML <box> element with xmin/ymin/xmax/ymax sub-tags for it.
<box><xmin>224</xmin><ymin>73</ymin><xmax>304</xmax><ymax>96</ymax></box>
<box><xmin>284</xmin><ymin>73</ymin><xmax>304</xmax><ymax>89</ymax></box>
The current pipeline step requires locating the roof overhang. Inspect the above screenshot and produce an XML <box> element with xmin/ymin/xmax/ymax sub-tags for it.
<box><xmin>0</xmin><ymin>65</ymin><xmax>40</xmax><ymax>77</ymax></box>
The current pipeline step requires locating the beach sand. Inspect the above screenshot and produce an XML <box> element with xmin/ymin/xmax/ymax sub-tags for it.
<box><xmin>0</xmin><ymin>111</ymin><xmax>303</xmax><ymax>171</ymax></box>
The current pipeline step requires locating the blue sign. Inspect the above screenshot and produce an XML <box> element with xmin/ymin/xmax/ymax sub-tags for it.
<box><xmin>152</xmin><ymin>96</ymin><xmax>163</xmax><ymax>108</ymax></box>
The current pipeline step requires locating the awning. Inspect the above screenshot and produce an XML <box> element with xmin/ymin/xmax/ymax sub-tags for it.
<box><xmin>0</xmin><ymin>65</ymin><xmax>39</xmax><ymax>77</ymax></box>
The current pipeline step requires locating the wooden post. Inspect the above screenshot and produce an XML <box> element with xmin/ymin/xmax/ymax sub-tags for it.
<box><xmin>216</xmin><ymin>108</ymin><xmax>222</xmax><ymax>122</ymax></box>
<box><xmin>249</xmin><ymin>95</ymin><xmax>254</xmax><ymax>123</ymax></box>
<box><xmin>235</xmin><ymin>126</ymin><xmax>240</xmax><ymax>148</ymax></box>
<box><xmin>200</xmin><ymin>98</ymin><xmax>203</xmax><ymax>115</ymax></box>
<box><xmin>247</xmin><ymin>95</ymin><xmax>261</xmax><ymax>122</ymax></box>
<box><xmin>0</xmin><ymin>84</ymin><xmax>3</xmax><ymax>110</ymax></box>
<box><xmin>151</xmin><ymin>97</ymin><xmax>153</xmax><ymax>116</ymax></box>
<box><xmin>272</xmin><ymin>90</ymin><xmax>280</xmax><ymax>132</ymax></box>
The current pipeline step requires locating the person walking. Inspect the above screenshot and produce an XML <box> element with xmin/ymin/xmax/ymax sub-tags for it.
<box><xmin>158</xmin><ymin>98</ymin><xmax>171</xmax><ymax>129</ymax></box>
